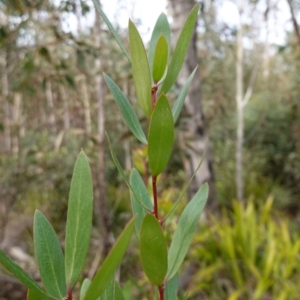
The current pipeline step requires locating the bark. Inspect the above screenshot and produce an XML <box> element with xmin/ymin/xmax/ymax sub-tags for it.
<box><xmin>59</xmin><ymin>84</ymin><xmax>70</xmax><ymax>130</ymax></box>
<box><xmin>1</xmin><ymin>49</ymin><xmax>11</xmax><ymax>155</ymax></box>
<box><xmin>167</xmin><ymin>0</ymin><xmax>216</xmax><ymax>209</ymax></box>
<box><xmin>236</xmin><ymin>1</ymin><xmax>244</xmax><ymax>201</ymax></box>
<box><xmin>45</xmin><ymin>79</ymin><xmax>57</xmax><ymax>133</ymax></box>
<box><xmin>78</xmin><ymin>74</ymin><xmax>92</xmax><ymax>134</ymax></box>
<box><xmin>287</xmin><ymin>0</ymin><xmax>300</xmax><ymax>46</ymax></box>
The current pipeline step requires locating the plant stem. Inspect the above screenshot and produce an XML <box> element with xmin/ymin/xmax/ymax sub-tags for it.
<box><xmin>151</xmin><ymin>83</ymin><xmax>158</xmax><ymax>109</ymax></box>
<box><xmin>152</xmin><ymin>175</ymin><xmax>158</xmax><ymax>219</ymax></box>
<box><xmin>66</xmin><ymin>288</ymin><xmax>72</xmax><ymax>300</ymax></box>
<box><xmin>158</xmin><ymin>284</ymin><xmax>164</xmax><ymax>300</ymax></box>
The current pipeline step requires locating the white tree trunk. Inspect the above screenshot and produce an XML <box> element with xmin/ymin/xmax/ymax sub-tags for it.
<box><xmin>236</xmin><ymin>1</ymin><xmax>244</xmax><ymax>201</ymax></box>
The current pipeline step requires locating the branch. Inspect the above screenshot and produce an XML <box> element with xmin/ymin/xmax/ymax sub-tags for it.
<box><xmin>287</xmin><ymin>0</ymin><xmax>300</xmax><ymax>46</ymax></box>
<box><xmin>242</xmin><ymin>63</ymin><xmax>259</xmax><ymax>107</ymax></box>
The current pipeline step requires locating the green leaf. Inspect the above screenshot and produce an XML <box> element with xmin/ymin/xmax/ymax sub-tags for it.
<box><xmin>172</xmin><ymin>66</ymin><xmax>198</xmax><ymax>123</ymax></box>
<box><xmin>114</xmin><ymin>282</ymin><xmax>125</xmax><ymax>300</ymax></box>
<box><xmin>148</xmin><ymin>94</ymin><xmax>174</xmax><ymax>176</ymax></box>
<box><xmin>65</xmin><ymin>150</ymin><xmax>93</xmax><ymax>288</ymax></box>
<box><xmin>148</xmin><ymin>13</ymin><xmax>171</xmax><ymax>76</ymax></box>
<box><xmin>152</xmin><ymin>35</ymin><xmax>168</xmax><ymax>83</ymax></box>
<box><xmin>27</xmin><ymin>290</ymin><xmax>42</xmax><ymax>300</ymax></box>
<box><xmin>98</xmin><ymin>279</ymin><xmax>125</xmax><ymax>300</ymax></box>
<box><xmin>84</xmin><ymin>217</ymin><xmax>136</xmax><ymax>300</ymax></box>
<box><xmin>140</xmin><ymin>214</ymin><xmax>168</xmax><ymax>286</ymax></box>
<box><xmin>164</xmin><ymin>274</ymin><xmax>178</xmax><ymax>300</ymax></box>
<box><xmin>130</xmin><ymin>168</ymin><xmax>153</xmax><ymax>235</ymax></box>
<box><xmin>163</xmin><ymin>149</ymin><xmax>206</xmax><ymax>222</ymax></box>
<box><xmin>106</xmin><ymin>134</ymin><xmax>150</xmax><ymax>211</ymax></box>
<box><xmin>104</xmin><ymin>73</ymin><xmax>147</xmax><ymax>144</ymax></box>
<box><xmin>160</xmin><ymin>4</ymin><xmax>199</xmax><ymax>94</ymax></box>
<box><xmin>80</xmin><ymin>278</ymin><xmax>91</xmax><ymax>300</ymax></box>
<box><xmin>34</xmin><ymin>210</ymin><xmax>66</xmax><ymax>299</ymax></box>
<box><xmin>91</xmin><ymin>0</ymin><xmax>131</xmax><ymax>62</ymax></box>
<box><xmin>167</xmin><ymin>183</ymin><xmax>208</xmax><ymax>280</ymax></box>
<box><xmin>0</xmin><ymin>250</ymin><xmax>52</xmax><ymax>300</ymax></box>
<box><xmin>129</xmin><ymin>20</ymin><xmax>152</xmax><ymax>118</ymax></box>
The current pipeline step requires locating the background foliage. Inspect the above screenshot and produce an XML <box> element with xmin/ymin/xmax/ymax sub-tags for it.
<box><xmin>1</xmin><ymin>0</ymin><xmax>300</xmax><ymax>299</ymax></box>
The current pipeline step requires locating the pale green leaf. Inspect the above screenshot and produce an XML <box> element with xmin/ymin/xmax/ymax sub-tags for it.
<box><xmin>167</xmin><ymin>183</ymin><xmax>208</xmax><ymax>280</ymax></box>
<box><xmin>160</xmin><ymin>4</ymin><xmax>199</xmax><ymax>94</ymax></box>
<box><xmin>163</xmin><ymin>147</ymin><xmax>206</xmax><ymax>222</ymax></box>
<box><xmin>65</xmin><ymin>150</ymin><xmax>93</xmax><ymax>287</ymax></box>
<box><xmin>83</xmin><ymin>217</ymin><xmax>136</xmax><ymax>300</ymax></box>
<box><xmin>129</xmin><ymin>20</ymin><xmax>152</xmax><ymax>117</ymax></box>
<box><xmin>106</xmin><ymin>134</ymin><xmax>150</xmax><ymax>211</ymax></box>
<box><xmin>104</xmin><ymin>73</ymin><xmax>147</xmax><ymax>144</ymax></box>
<box><xmin>91</xmin><ymin>0</ymin><xmax>131</xmax><ymax>62</ymax></box>
<box><xmin>148</xmin><ymin>13</ymin><xmax>171</xmax><ymax>75</ymax></box>
<box><xmin>148</xmin><ymin>94</ymin><xmax>174</xmax><ymax>176</ymax></box>
<box><xmin>152</xmin><ymin>35</ymin><xmax>168</xmax><ymax>83</ymax></box>
<box><xmin>172</xmin><ymin>66</ymin><xmax>198</xmax><ymax>123</ymax></box>
<box><xmin>140</xmin><ymin>214</ymin><xmax>168</xmax><ymax>286</ymax></box>
<box><xmin>34</xmin><ymin>210</ymin><xmax>66</xmax><ymax>299</ymax></box>
<box><xmin>130</xmin><ymin>168</ymin><xmax>153</xmax><ymax>235</ymax></box>
<box><xmin>0</xmin><ymin>250</ymin><xmax>52</xmax><ymax>300</ymax></box>
<box><xmin>80</xmin><ymin>278</ymin><xmax>91</xmax><ymax>300</ymax></box>
<box><xmin>164</xmin><ymin>273</ymin><xmax>178</xmax><ymax>300</ymax></box>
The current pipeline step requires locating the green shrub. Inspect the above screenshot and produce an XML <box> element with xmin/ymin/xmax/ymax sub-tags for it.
<box><xmin>190</xmin><ymin>197</ymin><xmax>300</xmax><ymax>300</ymax></box>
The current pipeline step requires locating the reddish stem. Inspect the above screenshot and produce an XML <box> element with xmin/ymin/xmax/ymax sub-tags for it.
<box><xmin>151</xmin><ymin>83</ymin><xmax>164</xmax><ymax>300</ymax></box>
<box><xmin>152</xmin><ymin>175</ymin><xmax>158</xmax><ymax>219</ymax></box>
<box><xmin>151</xmin><ymin>83</ymin><xmax>158</xmax><ymax>109</ymax></box>
<box><xmin>158</xmin><ymin>284</ymin><xmax>164</xmax><ymax>300</ymax></box>
<box><xmin>66</xmin><ymin>287</ymin><xmax>72</xmax><ymax>300</ymax></box>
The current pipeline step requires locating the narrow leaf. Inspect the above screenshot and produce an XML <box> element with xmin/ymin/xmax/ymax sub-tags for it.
<box><xmin>164</xmin><ymin>274</ymin><xmax>178</xmax><ymax>300</ymax></box>
<box><xmin>160</xmin><ymin>4</ymin><xmax>199</xmax><ymax>94</ymax></box>
<box><xmin>172</xmin><ymin>66</ymin><xmax>198</xmax><ymax>123</ymax></box>
<box><xmin>148</xmin><ymin>94</ymin><xmax>174</xmax><ymax>176</ymax></box>
<box><xmin>34</xmin><ymin>210</ymin><xmax>66</xmax><ymax>299</ymax></box>
<box><xmin>140</xmin><ymin>214</ymin><xmax>168</xmax><ymax>286</ymax></box>
<box><xmin>104</xmin><ymin>73</ymin><xmax>147</xmax><ymax>144</ymax></box>
<box><xmin>27</xmin><ymin>290</ymin><xmax>42</xmax><ymax>300</ymax></box>
<box><xmin>129</xmin><ymin>20</ymin><xmax>152</xmax><ymax>117</ymax></box>
<box><xmin>106</xmin><ymin>134</ymin><xmax>150</xmax><ymax>211</ymax></box>
<box><xmin>84</xmin><ymin>217</ymin><xmax>136</xmax><ymax>300</ymax></box>
<box><xmin>152</xmin><ymin>35</ymin><xmax>168</xmax><ymax>83</ymax></box>
<box><xmin>148</xmin><ymin>13</ymin><xmax>171</xmax><ymax>75</ymax></box>
<box><xmin>0</xmin><ymin>250</ymin><xmax>52</xmax><ymax>300</ymax></box>
<box><xmin>130</xmin><ymin>168</ymin><xmax>153</xmax><ymax>235</ymax></box>
<box><xmin>80</xmin><ymin>278</ymin><xmax>91</xmax><ymax>300</ymax></box>
<box><xmin>167</xmin><ymin>183</ymin><xmax>208</xmax><ymax>280</ymax></box>
<box><xmin>163</xmin><ymin>145</ymin><xmax>206</xmax><ymax>222</ymax></box>
<box><xmin>91</xmin><ymin>0</ymin><xmax>131</xmax><ymax>62</ymax></box>
<box><xmin>65</xmin><ymin>150</ymin><xmax>93</xmax><ymax>288</ymax></box>
<box><xmin>98</xmin><ymin>279</ymin><xmax>124</xmax><ymax>300</ymax></box>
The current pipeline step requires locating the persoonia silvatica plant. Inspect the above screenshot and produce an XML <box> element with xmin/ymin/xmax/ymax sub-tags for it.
<box><xmin>0</xmin><ymin>4</ymin><xmax>208</xmax><ymax>300</ymax></box>
<box><xmin>0</xmin><ymin>151</ymin><xmax>137</xmax><ymax>300</ymax></box>
<box><xmin>92</xmin><ymin>1</ymin><xmax>208</xmax><ymax>299</ymax></box>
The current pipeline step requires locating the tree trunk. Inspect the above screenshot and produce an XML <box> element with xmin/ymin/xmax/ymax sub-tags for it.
<box><xmin>167</xmin><ymin>0</ymin><xmax>216</xmax><ymax>209</ymax></box>
<box><xmin>59</xmin><ymin>84</ymin><xmax>70</xmax><ymax>130</ymax></box>
<box><xmin>1</xmin><ymin>49</ymin><xmax>11</xmax><ymax>155</ymax></box>
<box><xmin>287</xmin><ymin>0</ymin><xmax>300</xmax><ymax>46</ymax></box>
<box><xmin>236</xmin><ymin>1</ymin><xmax>244</xmax><ymax>201</ymax></box>
<box><xmin>45</xmin><ymin>79</ymin><xmax>57</xmax><ymax>133</ymax></box>
<box><xmin>93</xmin><ymin>1</ymin><xmax>111</xmax><ymax>257</ymax></box>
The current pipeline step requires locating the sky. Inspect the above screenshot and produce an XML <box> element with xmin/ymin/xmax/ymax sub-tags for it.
<box><xmin>61</xmin><ymin>0</ymin><xmax>295</xmax><ymax>46</ymax></box>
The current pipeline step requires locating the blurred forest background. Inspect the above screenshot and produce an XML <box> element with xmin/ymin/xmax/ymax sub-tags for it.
<box><xmin>1</xmin><ymin>0</ymin><xmax>300</xmax><ymax>299</ymax></box>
